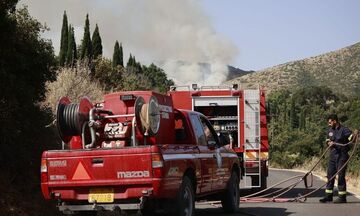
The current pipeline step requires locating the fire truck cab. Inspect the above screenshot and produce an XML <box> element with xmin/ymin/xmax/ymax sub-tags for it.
<box><xmin>168</xmin><ymin>84</ymin><xmax>269</xmax><ymax>190</ymax></box>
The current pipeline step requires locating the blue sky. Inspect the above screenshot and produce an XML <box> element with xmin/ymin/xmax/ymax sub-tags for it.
<box><xmin>201</xmin><ymin>0</ymin><xmax>360</xmax><ymax>70</ymax></box>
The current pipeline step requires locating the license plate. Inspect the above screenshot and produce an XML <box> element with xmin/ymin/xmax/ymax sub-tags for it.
<box><xmin>88</xmin><ymin>188</ymin><xmax>114</xmax><ymax>203</ymax></box>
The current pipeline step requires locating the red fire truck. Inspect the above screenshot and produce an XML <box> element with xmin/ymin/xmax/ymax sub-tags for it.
<box><xmin>41</xmin><ymin>91</ymin><xmax>240</xmax><ymax>215</ymax></box>
<box><xmin>168</xmin><ymin>84</ymin><xmax>269</xmax><ymax>190</ymax></box>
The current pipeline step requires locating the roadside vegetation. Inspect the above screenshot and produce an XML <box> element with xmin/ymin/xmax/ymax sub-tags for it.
<box><xmin>267</xmin><ymin>86</ymin><xmax>360</xmax><ymax>177</ymax></box>
<box><xmin>0</xmin><ymin>2</ymin><xmax>173</xmax><ymax>215</ymax></box>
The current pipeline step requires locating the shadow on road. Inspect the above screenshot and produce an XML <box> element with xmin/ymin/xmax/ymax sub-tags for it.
<box><xmin>255</xmin><ymin>187</ymin><xmax>324</xmax><ymax>198</ymax></box>
<box><xmin>196</xmin><ymin>207</ymin><xmax>292</xmax><ymax>216</ymax></box>
<box><xmin>240</xmin><ymin>187</ymin><xmax>358</xmax><ymax>199</ymax></box>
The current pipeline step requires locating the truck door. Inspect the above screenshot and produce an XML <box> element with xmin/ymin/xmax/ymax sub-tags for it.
<box><xmin>189</xmin><ymin>113</ymin><xmax>214</xmax><ymax>194</ymax></box>
<box><xmin>198</xmin><ymin>116</ymin><xmax>227</xmax><ymax>191</ymax></box>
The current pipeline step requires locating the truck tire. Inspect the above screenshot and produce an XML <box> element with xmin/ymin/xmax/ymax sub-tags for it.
<box><xmin>140</xmin><ymin>198</ymin><xmax>155</xmax><ymax>216</ymax></box>
<box><xmin>221</xmin><ymin>171</ymin><xmax>240</xmax><ymax>213</ymax></box>
<box><xmin>251</xmin><ymin>173</ymin><xmax>267</xmax><ymax>191</ymax></box>
<box><xmin>175</xmin><ymin>176</ymin><xmax>195</xmax><ymax>216</ymax></box>
<box><xmin>76</xmin><ymin>211</ymin><xmax>97</xmax><ymax>216</ymax></box>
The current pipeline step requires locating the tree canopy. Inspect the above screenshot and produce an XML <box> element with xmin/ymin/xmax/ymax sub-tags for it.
<box><xmin>80</xmin><ymin>14</ymin><xmax>92</xmax><ymax>60</ymax></box>
<box><xmin>267</xmin><ymin>86</ymin><xmax>360</xmax><ymax>175</ymax></box>
<box><xmin>59</xmin><ymin>11</ymin><xmax>68</xmax><ymax>66</ymax></box>
<box><xmin>0</xmin><ymin>3</ymin><xmax>57</xmax><ymax>214</ymax></box>
<box><xmin>66</xmin><ymin>24</ymin><xmax>77</xmax><ymax>67</ymax></box>
<box><xmin>112</xmin><ymin>40</ymin><xmax>123</xmax><ymax>67</ymax></box>
<box><xmin>92</xmin><ymin>24</ymin><xmax>102</xmax><ymax>59</ymax></box>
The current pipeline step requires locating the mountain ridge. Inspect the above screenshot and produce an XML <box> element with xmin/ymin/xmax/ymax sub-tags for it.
<box><xmin>225</xmin><ymin>42</ymin><xmax>360</xmax><ymax>96</ymax></box>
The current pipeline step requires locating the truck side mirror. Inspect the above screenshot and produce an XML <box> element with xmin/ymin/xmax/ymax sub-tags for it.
<box><xmin>217</xmin><ymin>133</ymin><xmax>228</xmax><ymax>147</ymax></box>
<box><xmin>207</xmin><ymin>140</ymin><xmax>217</xmax><ymax>149</ymax></box>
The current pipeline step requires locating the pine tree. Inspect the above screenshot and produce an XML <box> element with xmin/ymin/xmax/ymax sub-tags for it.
<box><xmin>80</xmin><ymin>14</ymin><xmax>92</xmax><ymax>60</ymax></box>
<box><xmin>59</xmin><ymin>11</ymin><xmax>68</xmax><ymax>66</ymax></box>
<box><xmin>92</xmin><ymin>24</ymin><xmax>102</xmax><ymax>59</ymax></box>
<box><xmin>112</xmin><ymin>40</ymin><xmax>122</xmax><ymax>67</ymax></box>
<box><xmin>66</xmin><ymin>25</ymin><xmax>77</xmax><ymax>67</ymax></box>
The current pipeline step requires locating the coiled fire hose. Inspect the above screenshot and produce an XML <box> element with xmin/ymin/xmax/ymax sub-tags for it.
<box><xmin>207</xmin><ymin>130</ymin><xmax>359</xmax><ymax>205</ymax></box>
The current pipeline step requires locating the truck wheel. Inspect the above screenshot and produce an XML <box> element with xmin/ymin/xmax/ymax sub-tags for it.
<box><xmin>176</xmin><ymin>176</ymin><xmax>195</xmax><ymax>216</ymax></box>
<box><xmin>251</xmin><ymin>174</ymin><xmax>267</xmax><ymax>191</ymax></box>
<box><xmin>76</xmin><ymin>211</ymin><xmax>97</xmax><ymax>216</ymax></box>
<box><xmin>221</xmin><ymin>171</ymin><xmax>240</xmax><ymax>213</ymax></box>
<box><xmin>140</xmin><ymin>198</ymin><xmax>155</xmax><ymax>216</ymax></box>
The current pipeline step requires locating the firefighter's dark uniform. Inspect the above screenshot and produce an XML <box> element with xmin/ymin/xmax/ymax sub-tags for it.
<box><xmin>320</xmin><ymin>124</ymin><xmax>352</xmax><ymax>203</ymax></box>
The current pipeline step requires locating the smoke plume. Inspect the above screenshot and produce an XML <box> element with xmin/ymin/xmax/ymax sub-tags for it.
<box><xmin>20</xmin><ymin>0</ymin><xmax>238</xmax><ymax>85</ymax></box>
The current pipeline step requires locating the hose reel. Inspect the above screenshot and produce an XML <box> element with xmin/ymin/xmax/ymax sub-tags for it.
<box><xmin>56</xmin><ymin>97</ymin><xmax>93</xmax><ymax>143</ymax></box>
<box><xmin>135</xmin><ymin>96</ymin><xmax>160</xmax><ymax>136</ymax></box>
<box><xmin>57</xmin><ymin>95</ymin><xmax>160</xmax><ymax>146</ymax></box>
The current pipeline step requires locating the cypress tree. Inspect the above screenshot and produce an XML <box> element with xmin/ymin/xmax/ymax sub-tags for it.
<box><xmin>59</xmin><ymin>11</ymin><xmax>68</xmax><ymax>66</ymax></box>
<box><xmin>112</xmin><ymin>40</ymin><xmax>121</xmax><ymax>67</ymax></box>
<box><xmin>127</xmin><ymin>54</ymin><xmax>134</xmax><ymax>67</ymax></box>
<box><xmin>66</xmin><ymin>25</ymin><xmax>77</xmax><ymax>67</ymax></box>
<box><xmin>126</xmin><ymin>54</ymin><xmax>142</xmax><ymax>73</ymax></box>
<box><xmin>80</xmin><ymin>14</ymin><xmax>92</xmax><ymax>60</ymax></box>
<box><xmin>119</xmin><ymin>43</ymin><xmax>123</xmax><ymax>66</ymax></box>
<box><xmin>92</xmin><ymin>24</ymin><xmax>102</xmax><ymax>59</ymax></box>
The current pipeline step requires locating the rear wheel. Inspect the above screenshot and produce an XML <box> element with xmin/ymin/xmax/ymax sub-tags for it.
<box><xmin>175</xmin><ymin>176</ymin><xmax>195</xmax><ymax>216</ymax></box>
<box><xmin>251</xmin><ymin>172</ymin><xmax>267</xmax><ymax>191</ymax></box>
<box><xmin>140</xmin><ymin>198</ymin><xmax>156</xmax><ymax>216</ymax></box>
<box><xmin>76</xmin><ymin>211</ymin><xmax>97</xmax><ymax>216</ymax></box>
<box><xmin>221</xmin><ymin>171</ymin><xmax>240</xmax><ymax>213</ymax></box>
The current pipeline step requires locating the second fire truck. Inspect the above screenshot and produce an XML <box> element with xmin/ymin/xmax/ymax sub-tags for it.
<box><xmin>168</xmin><ymin>84</ymin><xmax>269</xmax><ymax>190</ymax></box>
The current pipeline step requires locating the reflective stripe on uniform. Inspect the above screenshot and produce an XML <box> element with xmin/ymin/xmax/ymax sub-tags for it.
<box><xmin>348</xmin><ymin>134</ymin><xmax>353</xmax><ymax>141</ymax></box>
<box><xmin>325</xmin><ymin>189</ymin><xmax>333</xmax><ymax>194</ymax></box>
<box><xmin>338</xmin><ymin>191</ymin><xmax>347</xmax><ymax>195</ymax></box>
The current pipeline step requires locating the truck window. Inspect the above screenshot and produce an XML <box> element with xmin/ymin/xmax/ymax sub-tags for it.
<box><xmin>189</xmin><ymin>114</ymin><xmax>207</xmax><ymax>145</ymax></box>
<box><xmin>199</xmin><ymin>117</ymin><xmax>216</xmax><ymax>144</ymax></box>
<box><xmin>174</xmin><ymin>112</ymin><xmax>189</xmax><ymax>143</ymax></box>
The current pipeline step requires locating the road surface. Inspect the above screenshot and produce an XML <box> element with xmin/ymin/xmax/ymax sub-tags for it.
<box><xmin>101</xmin><ymin>169</ymin><xmax>360</xmax><ymax>215</ymax></box>
<box><xmin>195</xmin><ymin>169</ymin><xmax>360</xmax><ymax>216</ymax></box>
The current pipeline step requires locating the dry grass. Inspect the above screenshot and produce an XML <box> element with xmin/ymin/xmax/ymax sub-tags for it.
<box><xmin>43</xmin><ymin>62</ymin><xmax>104</xmax><ymax>114</ymax></box>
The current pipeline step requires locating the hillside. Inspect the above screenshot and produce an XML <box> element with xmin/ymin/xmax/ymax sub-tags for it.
<box><xmin>225</xmin><ymin>42</ymin><xmax>360</xmax><ymax>96</ymax></box>
<box><xmin>227</xmin><ymin>65</ymin><xmax>254</xmax><ymax>80</ymax></box>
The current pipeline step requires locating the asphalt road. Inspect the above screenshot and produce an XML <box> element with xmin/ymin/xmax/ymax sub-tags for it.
<box><xmin>103</xmin><ymin>169</ymin><xmax>360</xmax><ymax>216</ymax></box>
<box><xmin>196</xmin><ymin>169</ymin><xmax>360</xmax><ymax>216</ymax></box>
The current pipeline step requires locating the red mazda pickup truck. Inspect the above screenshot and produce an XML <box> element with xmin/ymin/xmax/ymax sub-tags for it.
<box><xmin>41</xmin><ymin>91</ymin><xmax>240</xmax><ymax>216</ymax></box>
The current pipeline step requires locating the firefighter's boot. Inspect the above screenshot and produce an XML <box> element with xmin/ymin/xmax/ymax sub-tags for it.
<box><xmin>333</xmin><ymin>194</ymin><xmax>347</xmax><ymax>203</ymax></box>
<box><xmin>319</xmin><ymin>193</ymin><xmax>333</xmax><ymax>203</ymax></box>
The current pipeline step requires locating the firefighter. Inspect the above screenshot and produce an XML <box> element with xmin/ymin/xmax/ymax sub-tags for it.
<box><xmin>319</xmin><ymin>114</ymin><xmax>352</xmax><ymax>203</ymax></box>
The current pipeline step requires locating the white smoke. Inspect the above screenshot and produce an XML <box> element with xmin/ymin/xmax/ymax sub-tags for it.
<box><xmin>20</xmin><ymin>0</ymin><xmax>238</xmax><ymax>85</ymax></box>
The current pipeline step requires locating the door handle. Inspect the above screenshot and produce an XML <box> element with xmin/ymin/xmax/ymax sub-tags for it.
<box><xmin>92</xmin><ymin>158</ymin><xmax>104</xmax><ymax>164</ymax></box>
